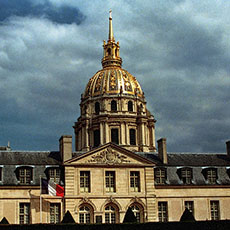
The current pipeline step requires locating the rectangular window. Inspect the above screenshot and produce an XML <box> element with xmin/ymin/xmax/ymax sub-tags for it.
<box><xmin>49</xmin><ymin>168</ymin><xmax>60</xmax><ymax>183</ymax></box>
<box><xmin>19</xmin><ymin>168</ymin><xmax>32</xmax><ymax>185</ymax></box>
<box><xmin>19</xmin><ymin>203</ymin><xmax>30</xmax><ymax>224</ymax></box>
<box><xmin>50</xmin><ymin>203</ymin><xmax>60</xmax><ymax>224</ymax></box>
<box><xmin>105</xmin><ymin>171</ymin><xmax>115</xmax><ymax>192</ymax></box>
<box><xmin>80</xmin><ymin>171</ymin><xmax>90</xmax><ymax>192</ymax></box>
<box><xmin>210</xmin><ymin>201</ymin><xmax>219</xmax><ymax>220</ymax></box>
<box><xmin>130</xmin><ymin>171</ymin><xmax>140</xmax><ymax>192</ymax></box>
<box><xmin>111</xmin><ymin>129</ymin><xmax>119</xmax><ymax>144</ymax></box>
<box><xmin>207</xmin><ymin>169</ymin><xmax>217</xmax><ymax>184</ymax></box>
<box><xmin>155</xmin><ymin>168</ymin><xmax>166</xmax><ymax>185</ymax></box>
<box><xmin>181</xmin><ymin>168</ymin><xmax>192</xmax><ymax>184</ymax></box>
<box><xmin>185</xmin><ymin>201</ymin><xmax>194</xmax><ymax>215</ymax></box>
<box><xmin>158</xmin><ymin>202</ymin><xmax>168</xmax><ymax>222</ymax></box>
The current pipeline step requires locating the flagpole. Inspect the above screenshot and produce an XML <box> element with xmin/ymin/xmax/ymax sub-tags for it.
<box><xmin>40</xmin><ymin>175</ymin><xmax>42</xmax><ymax>223</ymax></box>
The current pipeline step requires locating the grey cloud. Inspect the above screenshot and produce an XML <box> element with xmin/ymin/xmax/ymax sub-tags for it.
<box><xmin>0</xmin><ymin>0</ymin><xmax>85</xmax><ymax>25</ymax></box>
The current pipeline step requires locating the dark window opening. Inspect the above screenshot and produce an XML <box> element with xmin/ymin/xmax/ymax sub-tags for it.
<box><xmin>129</xmin><ymin>129</ymin><xmax>136</xmax><ymax>145</ymax></box>
<box><xmin>107</xmin><ymin>48</ymin><xmax>111</xmax><ymax>56</ymax></box>
<box><xmin>128</xmin><ymin>101</ymin><xmax>133</xmax><ymax>112</ymax></box>
<box><xmin>95</xmin><ymin>102</ymin><xmax>100</xmax><ymax>115</ymax></box>
<box><xmin>94</xmin><ymin>130</ymin><xmax>100</xmax><ymax>147</ymax></box>
<box><xmin>111</xmin><ymin>100</ymin><xmax>117</xmax><ymax>112</ymax></box>
<box><xmin>111</xmin><ymin>128</ymin><xmax>119</xmax><ymax>144</ymax></box>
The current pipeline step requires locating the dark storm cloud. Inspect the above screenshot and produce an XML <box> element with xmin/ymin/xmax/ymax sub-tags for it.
<box><xmin>0</xmin><ymin>0</ymin><xmax>85</xmax><ymax>25</ymax></box>
<box><xmin>0</xmin><ymin>0</ymin><xmax>230</xmax><ymax>153</ymax></box>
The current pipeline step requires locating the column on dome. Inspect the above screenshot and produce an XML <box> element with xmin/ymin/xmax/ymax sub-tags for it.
<box><xmin>104</xmin><ymin>121</ymin><xmax>109</xmax><ymax>143</ymax></box>
<box><xmin>121</xmin><ymin>122</ymin><xmax>126</xmax><ymax>145</ymax></box>
<box><xmin>85</xmin><ymin>119</ymin><xmax>89</xmax><ymax>151</ymax></box>
<box><xmin>100</xmin><ymin>122</ymin><xmax>104</xmax><ymax>145</ymax></box>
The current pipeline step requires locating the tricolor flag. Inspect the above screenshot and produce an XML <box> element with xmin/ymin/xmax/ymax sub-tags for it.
<box><xmin>41</xmin><ymin>179</ymin><xmax>64</xmax><ymax>197</ymax></box>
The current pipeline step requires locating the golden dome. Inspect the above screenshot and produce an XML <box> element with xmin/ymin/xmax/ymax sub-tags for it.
<box><xmin>84</xmin><ymin>67</ymin><xmax>143</xmax><ymax>98</ymax></box>
<box><xmin>83</xmin><ymin>11</ymin><xmax>144</xmax><ymax>99</ymax></box>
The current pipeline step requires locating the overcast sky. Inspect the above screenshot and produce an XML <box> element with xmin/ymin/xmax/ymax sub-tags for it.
<box><xmin>0</xmin><ymin>0</ymin><xmax>230</xmax><ymax>153</ymax></box>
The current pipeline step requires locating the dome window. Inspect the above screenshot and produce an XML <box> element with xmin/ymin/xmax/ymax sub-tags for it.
<box><xmin>111</xmin><ymin>128</ymin><xmax>119</xmax><ymax>144</ymax></box>
<box><xmin>93</xmin><ymin>130</ymin><xmax>100</xmax><ymax>147</ymax></box>
<box><xmin>129</xmin><ymin>129</ymin><xmax>136</xmax><ymax>145</ymax></box>
<box><xmin>128</xmin><ymin>101</ymin><xmax>133</xmax><ymax>112</ymax></box>
<box><xmin>111</xmin><ymin>100</ymin><xmax>117</xmax><ymax>112</ymax></box>
<box><xmin>95</xmin><ymin>102</ymin><xmax>100</xmax><ymax>115</ymax></box>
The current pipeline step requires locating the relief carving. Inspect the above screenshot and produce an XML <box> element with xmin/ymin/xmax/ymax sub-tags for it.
<box><xmin>87</xmin><ymin>147</ymin><xmax>130</xmax><ymax>165</ymax></box>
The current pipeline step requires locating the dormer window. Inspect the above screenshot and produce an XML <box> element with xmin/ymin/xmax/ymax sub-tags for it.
<box><xmin>155</xmin><ymin>168</ymin><xmax>166</xmax><ymax>185</ymax></box>
<box><xmin>48</xmin><ymin>168</ymin><xmax>61</xmax><ymax>183</ymax></box>
<box><xmin>203</xmin><ymin>168</ymin><xmax>217</xmax><ymax>184</ymax></box>
<box><xmin>111</xmin><ymin>100</ymin><xmax>117</xmax><ymax>112</ymax></box>
<box><xmin>17</xmin><ymin>167</ymin><xmax>33</xmax><ymax>185</ymax></box>
<box><xmin>178</xmin><ymin>168</ymin><xmax>193</xmax><ymax>184</ymax></box>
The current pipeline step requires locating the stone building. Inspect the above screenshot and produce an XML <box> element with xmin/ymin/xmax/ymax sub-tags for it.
<box><xmin>1</xmin><ymin>12</ymin><xmax>230</xmax><ymax>224</ymax></box>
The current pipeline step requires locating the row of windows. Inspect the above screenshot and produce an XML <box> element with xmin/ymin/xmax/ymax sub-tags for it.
<box><xmin>20</xmin><ymin>200</ymin><xmax>220</xmax><ymax>224</ymax></box>
<box><xmin>0</xmin><ymin>167</ymin><xmax>60</xmax><ymax>185</ymax></box>
<box><xmin>94</xmin><ymin>100</ymin><xmax>135</xmax><ymax>114</ymax></box>
<box><xmin>155</xmin><ymin>167</ymin><xmax>221</xmax><ymax>185</ymax></box>
<box><xmin>93</xmin><ymin>128</ymin><xmax>136</xmax><ymax>147</ymax></box>
<box><xmin>158</xmin><ymin>200</ymin><xmax>220</xmax><ymax>222</ymax></box>
<box><xmin>19</xmin><ymin>202</ymin><xmax>143</xmax><ymax>224</ymax></box>
<box><xmin>19</xmin><ymin>203</ymin><xmax>60</xmax><ymax>224</ymax></box>
<box><xmin>80</xmin><ymin>171</ymin><xmax>140</xmax><ymax>193</ymax></box>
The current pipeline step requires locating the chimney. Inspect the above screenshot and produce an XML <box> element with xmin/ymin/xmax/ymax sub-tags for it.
<box><xmin>157</xmin><ymin>138</ymin><xmax>168</xmax><ymax>164</ymax></box>
<box><xmin>59</xmin><ymin>135</ymin><xmax>72</xmax><ymax>162</ymax></box>
<box><xmin>226</xmin><ymin>140</ymin><xmax>230</xmax><ymax>157</ymax></box>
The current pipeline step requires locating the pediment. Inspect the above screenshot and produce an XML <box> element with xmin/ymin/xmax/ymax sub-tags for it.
<box><xmin>65</xmin><ymin>143</ymin><xmax>154</xmax><ymax>166</ymax></box>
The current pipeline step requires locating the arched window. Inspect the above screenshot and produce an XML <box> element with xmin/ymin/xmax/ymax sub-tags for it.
<box><xmin>111</xmin><ymin>100</ymin><xmax>117</xmax><ymax>112</ymax></box>
<box><xmin>95</xmin><ymin>102</ymin><xmax>100</xmax><ymax>115</ymax></box>
<box><xmin>94</xmin><ymin>129</ymin><xmax>100</xmax><ymax>147</ymax></box>
<box><xmin>129</xmin><ymin>129</ymin><xmax>136</xmax><ymax>145</ymax></box>
<box><xmin>130</xmin><ymin>203</ymin><xmax>144</xmax><ymax>223</ymax></box>
<box><xmin>128</xmin><ymin>101</ymin><xmax>133</xmax><ymax>112</ymax></box>
<box><xmin>111</xmin><ymin>128</ymin><xmax>119</xmax><ymax>144</ymax></box>
<box><xmin>79</xmin><ymin>205</ymin><xmax>92</xmax><ymax>224</ymax></box>
<box><xmin>105</xmin><ymin>204</ymin><xmax>118</xmax><ymax>223</ymax></box>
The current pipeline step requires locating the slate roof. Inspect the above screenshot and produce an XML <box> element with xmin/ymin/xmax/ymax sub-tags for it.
<box><xmin>139</xmin><ymin>152</ymin><xmax>230</xmax><ymax>166</ymax></box>
<box><xmin>0</xmin><ymin>151</ymin><xmax>61</xmax><ymax>165</ymax></box>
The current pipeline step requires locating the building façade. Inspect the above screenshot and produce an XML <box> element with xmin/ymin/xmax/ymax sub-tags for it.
<box><xmin>1</xmin><ymin>12</ymin><xmax>230</xmax><ymax>224</ymax></box>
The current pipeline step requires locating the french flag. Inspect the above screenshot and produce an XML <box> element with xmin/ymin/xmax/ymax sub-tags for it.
<box><xmin>41</xmin><ymin>179</ymin><xmax>64</xmax><ymax>197</ymax></box>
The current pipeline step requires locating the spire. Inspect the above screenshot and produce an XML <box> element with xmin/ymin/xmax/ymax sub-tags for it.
<box><xmin>108</xmin><ymin>10</ymin><xmax>114</xmax><ymax>41</ymax></box>
<box><xmin>101</xmin><ymin>11</ymin><xmax>122</xmax><ymax>68</ymax></box>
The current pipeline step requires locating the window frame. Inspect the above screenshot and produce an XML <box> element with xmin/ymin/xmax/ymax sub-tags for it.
<box><xmin>203</xmin><ymin>168</ymin><xmax>217</xmax><ymax>184</ymax></box>
<box><xmin>48</xmin><ymin>167</ymin><xmax>61</xmax><ymax>184</ymax></box>
<box><xmin>80</xmin><ymin>171</ymin><xmax>90</xmax><ymax>193</ymax></box>
<box><xmin>154</xmin><ymin>168</ymin><xmax>166</xmax><ymax>185</ymax></box>
<box><xmin>180</xmin><ymin>167</ymin><xmax>193</xmax><ymax>184</ymax></box>
<box><xmin>19</xmin><ymin>203</ymin><xmax>30</xmax><ymax>224</ymax></box>
<box><xmin>79</xmin><ymin>205</ymin><xmax>92</xmax><ymax>224</ymax></box>
<box><xmin>50</xmin><ymin>203</ymin><xmax>61</xmax><ymax>224</ymax></box>
<box><xmin>158</xmin><ymin>202</ymin><xmax>168</xmax><ymax>222</ymax></box>
<box><xmin>105</xmin><ymin>204</ymin><xmax>117</xmax><ymax>224</ymax></box>
<box><xmin>17</xmin><ymin>167</ymin><xmax>33</xmax><ymax>185</ymax></box>
<box><xmin>130</xmin><ymin>171</ymin><xmax>140</xmax><ymax>192</ymax></box>
<box><xmin>210</xmin><ymin>200</ymin><xmax>220</xmax><ymax>220</ymax></box>
<box><xmin>105</xmin><ymin>171</ymin><xmax>116</xmax><ymax>192</ymax></box>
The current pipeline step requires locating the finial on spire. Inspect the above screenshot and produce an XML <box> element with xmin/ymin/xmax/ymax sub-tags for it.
<box><xmin>108</xmin><ymin>10</ymin><xmax>114</xmax><ymax>41</ymax></box>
